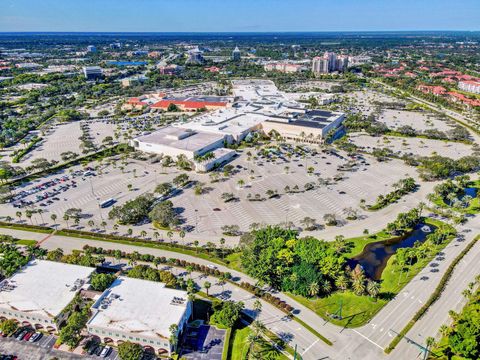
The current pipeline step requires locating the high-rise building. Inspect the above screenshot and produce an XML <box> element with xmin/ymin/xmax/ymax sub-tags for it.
<box><xmin>336</xmin><ymin>56</ymin><xmax>349</xmax><ymax>72</ymax></box>
<box><xmin>83</xmin><ymin>66</ymin><xmax>103</xmax><ymax>80</ymax></box>
<box><xmin>232</xmin><ymin>46</ymin><xmax>241</xmax><ymax>61</ymax></box>
<box><xmin>186</xmin><ymin>47</ymin><xmax>205</xmax><ymax>65</ymax></box>
<box><xmin>312</xmin><ymin>52</ymin><xmax>348</xmax><ymax>74</ymax></box>
<box><xmin>312</xmin><ymin>57</ymin><xmax>329</xmax><ymax>74</ymax></box>
<box><xmin>87</xmin><ymin>45</ymin><xmax>97</xmax><ymax>53</ymax></box>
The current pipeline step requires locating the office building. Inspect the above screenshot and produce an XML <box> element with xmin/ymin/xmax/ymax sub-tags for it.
<box><xmin>83</xmin><ymin>66</ymin><xmax>103</xmax><ymax>80</ymax></box>
<box><xmin>87</xmin><ymin>45</ymin><xmax>97</xmax><ymax>53</ymax></box>
<box><xmin>87</xmin><ymin>277</ymin><xmax>192</xmax><ymax>356</ymax></box>
<box><xmin>186</xmin><ymin>47</ymin><xmax>205</xmax><ymax>65</ymax></box>
<box><xmin>232</xmin><ymin>46</ymin><xmax>241</xmax><ymax>61</ymax></box>
<box><xmin>0</xmin><ymin>260</ymin><xmax>94</xmax><ymax>333</ymax></box>
<box><xmin>459</xmin><ymin>80</ymin><xmax>480</xmax><ymax>94</ymax></box>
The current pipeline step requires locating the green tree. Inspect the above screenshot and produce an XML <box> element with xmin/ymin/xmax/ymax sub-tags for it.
<box><xmin>118</xmin><ymin>341</ymin><xmax>144</xmax><ymax>360</ymax></box>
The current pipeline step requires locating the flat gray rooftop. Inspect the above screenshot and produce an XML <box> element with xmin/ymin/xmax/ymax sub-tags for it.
<box><xmin>0</xmin><ymin>260</ymin><xmax>94</xmax><ymax>319</ymax></box>
<box><xmin>136</xmin><ymin>126</ymin><xmax>225</xmax><ymax>152</ymax></box>
<box><xmin>87</xmin><ymin>277</ymin><xmax>189</xmax><ymax>340</ymax></box>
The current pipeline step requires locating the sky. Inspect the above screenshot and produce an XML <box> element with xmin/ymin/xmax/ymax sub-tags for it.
<box><xmin>1</xmin><ymin>0</ymin><xmax>479</xmax><ymax>33</ymax></box>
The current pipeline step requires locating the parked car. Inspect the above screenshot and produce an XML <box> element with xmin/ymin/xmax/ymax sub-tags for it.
<box><xmin>29</xmin><ymin>332</ymin><xmax>43</xmax><ymax>342</ymax></box>
<box><xmin>95</xmin><ymin>345</ymin><xmax>105</xmax><ymax>356</ymax></box>
<box><xmin>100</xmin><ymin>346</ymin><xmax>112</xmax><ymax>357</ymax></box>
<box><xmin>16</xmin><ymin>330</ymin><xmax>27</xmax><ymax>340</ymax></box>
<box><xmin>23</xmin><ymin>331</ymin><xmax>34</xmax><ymax>341</ymax></box>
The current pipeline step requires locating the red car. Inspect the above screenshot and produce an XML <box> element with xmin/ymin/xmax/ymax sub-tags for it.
<box><xmin>23</xmin><ymin>331</ymin><xmax>34</xmax><ymax>341</ymax></box>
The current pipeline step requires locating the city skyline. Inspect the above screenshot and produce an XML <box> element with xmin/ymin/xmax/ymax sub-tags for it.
<box><xmin>1</xmin><ymin>0</ymin><xmax>479</xmax><ymax>32</ymax></box>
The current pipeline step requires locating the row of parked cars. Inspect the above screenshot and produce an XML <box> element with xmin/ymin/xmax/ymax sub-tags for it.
<box><xmin>11</xmin><ymin>175</ymin><xmax>72</xmax><ymax>208</ymax></box>
<box><xmin>86</xmin><ymin>343</ymin><xmax>112</xmax><ymax>358</ymax></box>
<box><xmin>11</xmin><ymin>327</ymin><xmax>43</xmax><ymax>343</ymax></box>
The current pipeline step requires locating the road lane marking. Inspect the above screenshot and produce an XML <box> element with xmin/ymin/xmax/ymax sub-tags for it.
<box><xmin>301</xmin><ymin>339</ymin><xmax>319</xmax><ymax>356</ymax></box>
<box><xmin>351</xmin><ymin>329</ymin><xmax>384</xmax><ymax>350</ymax></box>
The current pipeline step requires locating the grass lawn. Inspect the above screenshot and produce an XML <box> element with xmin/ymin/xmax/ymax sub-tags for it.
<box><xmin>16</xmin><ymin>239</ymin><xmax>38</xmax><ymax>246</ymax></box>
<box><xmin>225</xmin><ymin>252</ymin><xmax>243</xmax><ymax>272</ymax></box>
<box><xmin>287</xmin><ymin>218</ymin><xmax>456</xmax><ymax>328</ymax></box>
<box><xmin>228</xmin><ymin>324</ymin><xmax>289</xmax><ymax>360</ymax></box>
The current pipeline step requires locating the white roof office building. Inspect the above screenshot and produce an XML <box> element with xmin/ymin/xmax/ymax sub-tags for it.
<box><xmin>0</xmin><ymin>260</ymin><xmax>94</xmax><ymax>332</ymax></box>
<box><xmin>87</xmin><ymin>277</ymin><xmax>192</xmax><ymax>355</ymax></box>
<box><xmin>131</xmin><ymin>126</ymin><xmax>225</xmax><ymax>159</ymax></box>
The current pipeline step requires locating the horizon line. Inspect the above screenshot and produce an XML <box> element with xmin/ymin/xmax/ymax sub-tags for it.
<box><xmin>0</xmin><ymin>30</ymin><xmax>479</xmax><ymax>34</ymax></box>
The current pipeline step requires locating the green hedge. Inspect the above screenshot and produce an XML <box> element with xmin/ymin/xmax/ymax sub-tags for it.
<box><xmin>385</xmin><ymin>235</ymin><xmax>480</xmax><ymax>354</ymax></box>
<box><xmin>12</xmin><ymin>137</ymin><xmax>42</xmax><ymax>163</ymax></box>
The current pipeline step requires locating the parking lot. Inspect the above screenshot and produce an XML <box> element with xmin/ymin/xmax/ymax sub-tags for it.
<box><xmin>181</xmin><ymin>325</ymin><xmax>226</xmax><ymax>360</ymax></box>
<box><xmin>0</xmin><ymin>327</ymin><xmax>119</xmax><ymax>360</ymax></box>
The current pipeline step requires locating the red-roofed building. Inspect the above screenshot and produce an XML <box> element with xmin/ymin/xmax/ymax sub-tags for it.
<box><xmin>204</xmin><ymin>66</ymin><xmax>220</xmax><ymax>73</ymax></box>
<box><xmin>417</xmin><ymin>85</ymin><xmax>447</xmax><ymax>96</ymax></box>
<box><xmin>447</xmin><ymin>91</ymin><xmax>480</xmax><ymax>108</ymax></box>
<box><xmin>151</xmin><ymin>99</ymin><xmax>227</xmax><ymax>112</ymax></box>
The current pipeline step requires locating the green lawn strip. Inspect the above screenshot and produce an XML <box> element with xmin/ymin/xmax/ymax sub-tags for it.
<box><xmin>287</xmin><ymin>218</ymin><xmax>455</xmax><ymax>328</ymax></box>
<box><xmin>0</xmin><ymin>221</ymin><xmax>53</xmax><ymax>234</ymax></box>
<box><xmin>16</xmin><ymin>239</ymin><xmax>38</xmax><ymax>246</ymax></box>
<box><xmin>289</xmin><ymin>315</ymin><xmax>333</xmax><ymax>346</ymax></box>
<box><xmin>384</xmin><ymin>131</ymin><xmax>471</xmax><ymax>145</ymax></box>
<box><xmin>54</xmin><ymin>229</ymin><xmax>229</xmax><ymax>266</ymax></box>
<box><xmin>385</xmin><ymin>235</ymin><xmax>480</xmax><ymax>354</ymax></box>
<box><xmin>221</xmin><ymin>327</ymin><xmax>232</xmax><ymax>360</ymax></box>
<box><xmin>230</xmin><ymin>326</ymin><xmax>252</xmax><ymax>360</ymax></box>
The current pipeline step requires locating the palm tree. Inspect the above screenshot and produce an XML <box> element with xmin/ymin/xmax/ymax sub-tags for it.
<box><xmin>204</xmin><ymin>281</ymin><xmax>211</xmax><ymax>296</ymax></box>
<box><xmin>335</xmin><ymin>275</ymin><xmax>349</xmax><ymax>291</ymax></box>
<box><xmin>127</xmin><ymin>228</ymin><xmax>133</xmax><ymax>236</ymax></box>
<box><xmin>193</xmin><ymin>240</ymin><xmax>199</xmax><ymax>253</ymax></box>
<box><xmin>220</xmin><ymin>238</ymin><xmax>226</xmax><ymax>259</ymax></box>
<box><xmin>88</xmin><ymin>220</ymin><xmax>95</xmax><ymax>229</ymax></box>
<box><xmin>439</xmin><ymin>324</ymin><xmax>450</xmax><ymax>337</ymax></box>
<box><xmin>63</xmin><ymin>214</ymin><xmax>70</xmax><ymax>228</ymax></box>
<box><xmin>50</xmin><ymin>213</ymin><xmax>57</xmax><ymax>225</ymax></box>
<box><xmin>322</xmin><ymin>280</ymin><xmax>332</xmax><ymax>295</ymax></box>
<box><xmin>167</xmin><ymin>231</ymin><xmax>173</xmax><ymax>243</ymax></box>
<box><xmin>140</xmin><ymin>230</ymin><xmax>147</xmax><ymax>238</ymax></box>
<box><xmin>353</xmin><ymin>278</ymin><xmax>366</xmax><ymax>296</ymax></box>
<box><xmin>153</xmin><ymin>231</ymin><xmax>160</xmax><ymax>241</ymax></box>
<box><xmin>308</xmin><ymin>281</ymin><xmax>319</xmax><ymax>297</ymax></box>
<box><xmin>366</xmin><ymin>280</ymin><xmax>380</xmax><ymax>299</ymax></box>
<box><xmin>253</xmin><ymin>299</ymin><xmax>262</xmax><ymax>319</ymax></box>
<box><xmin>179</xmin><ymin>230</ymin><xmax>186</xmax><ymax>245</ymax></box>
<box><xmin>37</xmin><ymin>209</ymin><xmax>44</xmax><ymax>224</ymax></box>
<box><xmin>169</xmin><ymin>324</ymin><xmax>179</xmax><ymax>353</ymax></box>
<box><xmin>15</xmin><ymin>211</ymin><xmax>22</xmax><ymax>223</ymax></box>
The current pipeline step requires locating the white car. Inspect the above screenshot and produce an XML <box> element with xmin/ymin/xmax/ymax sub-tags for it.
<box><xmin>100</xmin><ymin>345</ymin><xmax>112</xmax><ymax>358</ymax></box>
<box><xmin>207</xmin><ymin>264</ymin><xmax>217</xmax><ymax>270</ymax></box>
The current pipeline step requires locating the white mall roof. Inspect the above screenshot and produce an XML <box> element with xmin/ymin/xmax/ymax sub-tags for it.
<box><xmin>0</xmin><ymin>260</ymin><xmax>94</xmax><ymax>319</ymax></box>
<box><xmin>135</xmin><ymin>126</ymin><xmax>224</xmax><ymax>152</ymax></box>
<box><xmin>87</xmin><ymin>277</ymin><xmax>189</xmax><ymax>340</ymax></box>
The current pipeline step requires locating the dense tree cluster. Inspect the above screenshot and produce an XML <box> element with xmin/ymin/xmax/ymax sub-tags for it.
<box><xmin>240</xmin><ymin>227</ymin><xmax>348</xmax><ymax>297</ymax></box>
<box><xmin>211</xmin><ymin>300</ymin><xmax>244</xmax><ymax>328</ymax></box>
<box><xmin>434</xmin><ymin>282</ymin><xmax>480</xmax><ymax>359</ymax></box>
<box><xmin>415</xmin><ymin>155</ymin><xmax>480</xmax><ymax>181</ymax></box>
<box><xmin>127</xmin><ymin>264</ymin><xmax>178</xmax><ymax>288</ymax></box>
<box><xmin>108</xmin><ymin>193</ymin><xmax>155</xmax><ymax>224</ymax></box>
<box><xmin>90</xmin><ymin>273</ymin><xmax>116</xmax><ymax>292</ymax></box>
<box><xmin>0</xmin><ymin>243</ymin><xmax>29</xmax><ymax>277</ymax></box>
